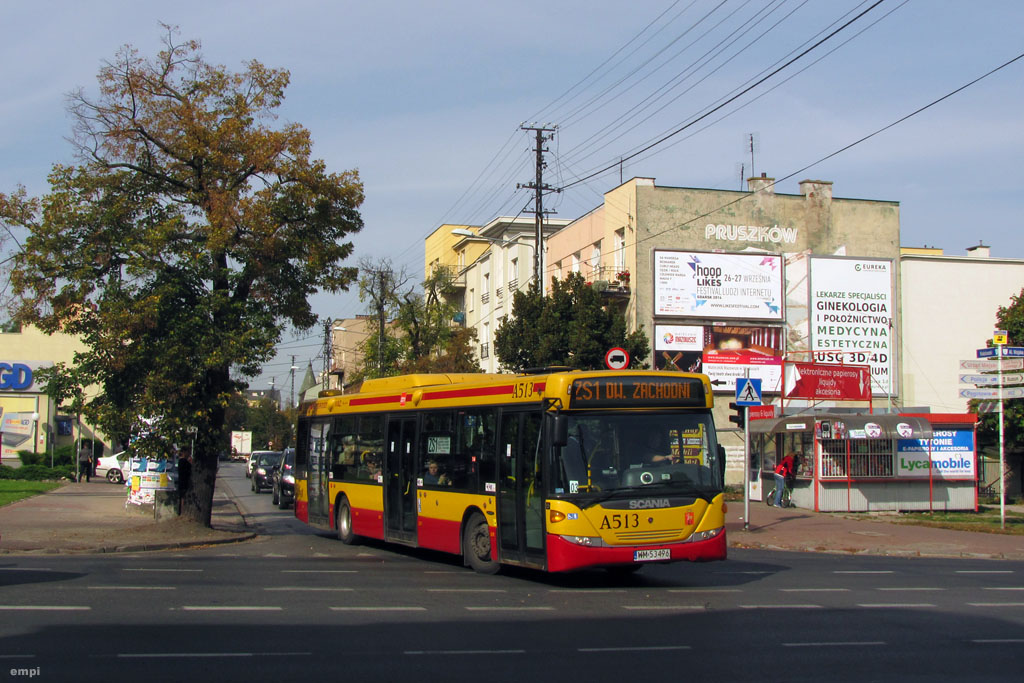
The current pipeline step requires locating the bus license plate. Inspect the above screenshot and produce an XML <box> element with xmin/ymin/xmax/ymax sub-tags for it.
<box><xmin>634</xmin><ymin>548</ymin><xmax>670</xmax><ymax>562</ymax></box>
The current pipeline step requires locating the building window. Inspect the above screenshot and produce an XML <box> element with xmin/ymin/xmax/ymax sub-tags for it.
<box><xmin>614</xmin><ymin>229</ymin><xmax>625</xmax><ymax>273</ymax></box>
<box><xmin>469</xmin><ymin>288</ymin><xmax>475</xmax><ymax>312</ymax></box>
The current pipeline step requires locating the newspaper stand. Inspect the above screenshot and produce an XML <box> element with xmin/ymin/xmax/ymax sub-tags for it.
<box><xmin>750</xmin><ymin>413</ymin><xmax>979</xmax><ymax>512</ymax></box>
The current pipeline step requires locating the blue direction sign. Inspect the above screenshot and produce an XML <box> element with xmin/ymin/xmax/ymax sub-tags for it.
<box><xmin>978</xmin><ymin>346</ymin><xmax>1024</xmax><ymax>358</ymax></box>
<box><xmin>735</xmin><ymin>378</ymin><xmax>763</xmax><ymax>406</ymax></box>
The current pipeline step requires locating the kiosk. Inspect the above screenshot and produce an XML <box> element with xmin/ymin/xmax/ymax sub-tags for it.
<box><xmin>751</xmin><ymin>413</ymin><xmax>978</xmax><ymax>512</ymax></box>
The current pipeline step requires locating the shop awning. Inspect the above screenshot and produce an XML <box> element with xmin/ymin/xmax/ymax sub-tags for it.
<box><xmin>748</xmin><ymin>413</ymin><xmax>933</xmax><ymax>440</ymax></box>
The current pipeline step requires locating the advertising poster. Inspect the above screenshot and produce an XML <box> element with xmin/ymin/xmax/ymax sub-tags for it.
<box><xmin>655</xmin><ymin>324</ymin><xmax>783</xmax><ymax>393</ymax></box>
<box><xmin>127</xmin><ymin>457</ymin><xmax>177</xmax><ymax>506</ymax></box>
<box><xmin>654</xmin><ymin>251</ymin><xmax>784</xmax><ymax>321</ymax></box>
<box><xmin>897</xmin><ymin>429</ymin><xmax>975</xmax><ymax>479</ymax></box>
<box><xmin>1</xmin><ymin>410</ymin><xmax>35</xmax><ymax>461</ymax></box>
<box><xmin>809</xmin><ymin>257</ymin><xmax>894</xmax><ymax>396</ymax></box>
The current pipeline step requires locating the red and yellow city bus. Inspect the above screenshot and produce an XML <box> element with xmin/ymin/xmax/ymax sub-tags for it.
<box><xmin>293</xmin><ymin>369</ymin><xmax>728</xmax><ymax>573</ymax></box>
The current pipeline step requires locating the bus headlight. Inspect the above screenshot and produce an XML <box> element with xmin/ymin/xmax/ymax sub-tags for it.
<box><xmin>560</xmin><ymin>535</ymin><xmax>607</xmax><ymax>547</ymax></box>
<box><xmin>686</xmin><ymin>527</ymin><xmax>724</xmax><ymax>543</ymax></box>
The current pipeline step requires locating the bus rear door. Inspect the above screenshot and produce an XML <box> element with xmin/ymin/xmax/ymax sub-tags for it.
<box><xmin>384</xmin><ymin>416</ymin><xmax>418</xmax><ymax>545</ymax></box>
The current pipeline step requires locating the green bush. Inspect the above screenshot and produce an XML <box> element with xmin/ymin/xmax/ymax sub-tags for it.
<box><xmin>0</xmin><ymin>464</ymin><xmax>74</xmax><ymax>481</ymax></box>
<box><xmin>17</xmin><ymin>446</ymin><xmax>75</xmax><ymax>468</ymax></box>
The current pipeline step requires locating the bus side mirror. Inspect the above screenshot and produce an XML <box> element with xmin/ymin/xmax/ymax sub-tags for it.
<box><xmin>718</xmin><ymin>445</ymin><xmax>726</xmax><ymax>480</ymax></box>
<box><xmin>550</xmin><ymin>414</ymin><xmax>568</xmax><ymax>448</ymax></box>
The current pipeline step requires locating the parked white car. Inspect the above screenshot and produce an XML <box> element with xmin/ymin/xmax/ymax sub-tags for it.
<box><xmin>94</xmin><ymin>452</ymin><xmax>129</xmax><ymax>484</ymax></box>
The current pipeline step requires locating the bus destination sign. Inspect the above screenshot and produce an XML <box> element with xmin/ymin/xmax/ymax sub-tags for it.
<box><xmin>569</xmin><ymin>376</ymin><xmax>706</xmax><ymax>409</ymax></box>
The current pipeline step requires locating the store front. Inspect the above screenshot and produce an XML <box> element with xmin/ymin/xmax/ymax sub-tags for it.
<box><xmin>751</xmin><ymin>413</ymin><xmax>977</xmax><ymax>512</ymax></box>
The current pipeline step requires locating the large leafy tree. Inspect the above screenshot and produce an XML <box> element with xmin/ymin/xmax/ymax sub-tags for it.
<box><xmin>494</xmin><ymin>272</ymin><xmax>649</xmax><ymax>371</ymax></box>
<box><xmin>976</xmin><ymin>288</ymin><xmax>1024</xmax><ymax>481</ymax></box>
<box><xmin>0</xmin><ymin>27</ymin><xmax>363</xmax><ymax>525</ymax></box>
<box><xmin>396</xmin><ymin>268</ymin><xmax>479</xmax><ymax>374</ymax></box>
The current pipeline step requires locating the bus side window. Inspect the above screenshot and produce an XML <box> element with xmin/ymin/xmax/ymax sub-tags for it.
<box><xmin>461</xmin><ymin>408</ymin><xmax>496</xmax><ymax>493</ymax></box>
<box><xmin>358</xmin><ymin>414</ymin><xmax>385</xmax><ymax>482</ymax></box>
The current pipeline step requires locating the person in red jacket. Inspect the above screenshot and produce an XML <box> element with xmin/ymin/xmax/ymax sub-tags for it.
<box><xmin>771</xmin><ymin>452</ymin><xmax>800</xmax><ymax>507</ymax></box>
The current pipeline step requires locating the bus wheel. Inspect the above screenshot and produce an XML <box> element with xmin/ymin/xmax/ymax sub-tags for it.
<box><xmin>463</xmin><ymin>512</ymin><xmax>499</xmax><ymax>574</ymax></box>
<box><xmin>336</xmin><ymin>498</ymin><xmax>358</xmax><ymax>545</ymax></box>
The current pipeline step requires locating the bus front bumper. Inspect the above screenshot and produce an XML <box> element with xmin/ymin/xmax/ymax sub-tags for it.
<box><xmin>545</xmin><ymin>527</ymin><xmax>727</xmax><ymax>573</ymax></box>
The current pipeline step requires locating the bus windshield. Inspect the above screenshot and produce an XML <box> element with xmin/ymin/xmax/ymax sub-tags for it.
<box><xmin>553</xmin><ymin>412</ymin><xmax>722</xmax><ymax>499</ymax></box>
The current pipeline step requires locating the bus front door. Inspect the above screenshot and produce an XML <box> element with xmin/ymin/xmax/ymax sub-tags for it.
<box><xmin>384</xmin><ymin>416</ymin><xmax>418</xmax><ymax>544</ymax></box>
<box><xmin>497</xmin><ymin>411</ymin><xmax>546</xmax><ymax>568</ymax></box>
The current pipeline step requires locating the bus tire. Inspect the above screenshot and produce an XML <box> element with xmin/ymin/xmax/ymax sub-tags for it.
<box><xmin>336</xmin><ymin>497</ymin><xmax>358</xmax><ymax>545</ymax></box>
<box><xmin>463</xmin><ymin>512</ymin><xmax>499</xmax><ymax>574</ymax></box>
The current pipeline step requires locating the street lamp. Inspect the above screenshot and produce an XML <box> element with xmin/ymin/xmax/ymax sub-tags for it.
<box><xmin>451</xmin><ymin>228</ymin><xmax>539</xmax><ymax>293</ymax></box>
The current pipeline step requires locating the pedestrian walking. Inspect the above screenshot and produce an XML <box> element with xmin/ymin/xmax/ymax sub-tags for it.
<box><xmin>77</xmin><ymin>443</ymin><xmax>93</xmax><ymax>483</ymax></box>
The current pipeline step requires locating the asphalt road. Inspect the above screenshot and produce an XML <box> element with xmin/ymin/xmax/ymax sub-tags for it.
<box><xmin>1</xmin><ymin>464</ymin><xmax>1022</xmax><ymax>681</ymax></box>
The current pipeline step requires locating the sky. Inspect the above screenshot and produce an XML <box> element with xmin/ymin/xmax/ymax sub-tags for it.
<box><xmin>3</xmin><ymin>0</ymin><xmax>1024</xmax><ymax>392</ymax></box>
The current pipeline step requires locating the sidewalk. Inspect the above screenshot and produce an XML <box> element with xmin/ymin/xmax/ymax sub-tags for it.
<box><xmin>727</xmin><ymin>499</ymin><xmax>1024</xmax><ymax>561</ymax></box>
<box><xmin>3</xmin><ymin>479</ymin><xmax>1024</xmax><ymax>560</ymax></box>
<box><xmin>0</xmin><ymin>479</ymin><xmax>254</xmax><ymax>554</ymax></box>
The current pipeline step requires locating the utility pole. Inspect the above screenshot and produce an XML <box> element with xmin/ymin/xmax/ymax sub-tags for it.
<box><xmin>322</xmin><ymin>318</ymin><xmax>332</xmax><ymax>390</ymax></box>
<box><xmin>290</xmin><ymin>355</ymin><xmax>296</xmax><ymax>409</ymax></box>
<box><xmin>378</xmin><ymin>269</ymin><xmax>387</xmax><ymax>372</ymax></box>
<box><xmin>518</xmin><ymin>125</ymin><xmax>560</xmax><ymax>296</ymax></box>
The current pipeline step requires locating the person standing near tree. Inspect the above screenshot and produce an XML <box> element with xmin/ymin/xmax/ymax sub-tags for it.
<box><xmin>177</xmin><ymin>451</ymin><xmax>192</xmax><ymax>515</ymax></box>
<box><xmin>77</xmin><ymin>443</ymin><xmax>92</xmax><ymax>482</ymax></box>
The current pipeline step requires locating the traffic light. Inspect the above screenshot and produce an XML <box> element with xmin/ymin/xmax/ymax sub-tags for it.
<box><xmin>728</xmin><ymin>402</ymin><xmax>746</xmax><ymax>428</ymax></box>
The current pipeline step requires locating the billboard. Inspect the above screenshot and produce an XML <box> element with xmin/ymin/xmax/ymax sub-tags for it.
<box><xmin>897</xmin><ymin>429</ymin><xmax>975</xmax><ymax>479</ymax></box>
<box><xmin>655</xmin><ymin>324</ymin><xmax>783</xmax><ymax>393</ymax></box>
<box><xmin>784</xmin><ymin>362</ymin><xmax>871</xmax><ymax>401</ymax></box>
<box><xmin>654</xmin><ymin>251</ymin><xmax>784</xmax><ymax>321</ymax></box>
<box><xmin>809</xmin><ymin>257</ymin><xmax>894</xmax><ymax>396</ymax></box>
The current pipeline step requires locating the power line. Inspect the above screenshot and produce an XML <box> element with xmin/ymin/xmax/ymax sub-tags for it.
<box><xmin>561</xmin><ymin>0</ymin><xmax>888</xmax><ymax>191</ymax></box>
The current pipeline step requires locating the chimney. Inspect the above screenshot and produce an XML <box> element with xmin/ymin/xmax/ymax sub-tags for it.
<box><xmin>799</xmin><ymin>179</ymin><xmax>833</xmax><ymax>202</ymax></box>
<box><xmin>966</xmin><ymin>241</ymin><xmax>990</xmax><ymax>258</ymax></box>
<box><xmin>747</xmin><ymin>172</ymin><xmax>774</xmax><ymax>194</ymax></box>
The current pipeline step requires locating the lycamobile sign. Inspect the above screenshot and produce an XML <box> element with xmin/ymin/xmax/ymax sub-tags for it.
<box><xmin>896</xmin><ymin>429</ymin><xmax>974</xmax><ymax>478</ymax></box>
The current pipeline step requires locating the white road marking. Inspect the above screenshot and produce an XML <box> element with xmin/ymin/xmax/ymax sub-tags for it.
<box><xmin>967</xmin><ymin>602</ymin><xmax>1024</xmax><ymax>607</ymax></box>
<box><xmin>578</xmin><ymin>645</ymin><xmax>691</xmax><ymax>652</ymax></box>
<box><xmin>464</xmin><ymin>606</ymin><xmax>555</xmax><ymax>612</ymax></box>
<box><xmin>0</xmin><ymin>606</ymin><xmax>90</xmax><ymax>611</ymax></box>
<box><xmin>406</xmin><ymin>649</ymin><xmax>525</xmax><ymax>655</ymax></box>
<box><xmin>264</xmin><ymin>587</ymin><xmax>354</xmax><ymax>592</ymax></box>
<box><xmin>116</xmin><ymin>652</ymin><xmax>311</xmax><ymax>658</ymax></box>
<box><xmin>957</xmin><ymin>570</ymin><xmax>1013</xmax><ymax>574</ymax></box>
<box><xmin>876</xmin><ymin>587</ymin><xmax>945</xmax><ymax>592</ymax></box>
<box><xmin>181</xmin><ymin>606</ymin><xmax>283</xmax><ymax>611</ymax></box>
<box><xmin>330</xmin><ymin>606</ymin><xmax>427</xmax><ymax>612</ymax></box>
<box><xmin>784</xmin><ymin>641</ymin><xmax>885</xmax><ymax>648</ymax></box>
<box><xmin>982</xmin><ymin>587</ymin><xmax>1024</xmax><ymax>591</ymax></box>
<box><xmin>856</xmin><ymin>603</ymin><xmax>936</xmax><ymax>608</ymax></box>
<box><xmin>89</xmin><ymin>586</ymin><xmax>176</xmax><ymax>590</ymax></box>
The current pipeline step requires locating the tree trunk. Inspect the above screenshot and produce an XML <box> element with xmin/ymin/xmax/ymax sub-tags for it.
<box><xmin>181</xmin><ymin>450</ymin><xmax>217</xmax><ymax>527</ymax></box>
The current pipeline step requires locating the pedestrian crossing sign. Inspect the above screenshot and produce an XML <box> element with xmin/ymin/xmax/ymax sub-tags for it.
<box><xmin>735</xmin><ymin>378</ymin><xmax>762</xmax><ymax>406</ymax></box>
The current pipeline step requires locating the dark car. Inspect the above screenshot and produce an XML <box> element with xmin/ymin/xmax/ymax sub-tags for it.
<box><xmin>251</xmin><ymin>451</ymin><xmax>283</xmax><ymax>493</ymax></box>
<box><xmin>272</xmin><ymin>448</ymin><xmax>296</xmax><ymax>509</ymax></box>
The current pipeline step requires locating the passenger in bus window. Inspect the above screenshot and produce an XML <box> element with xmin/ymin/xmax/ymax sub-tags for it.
<box><xmin>641</xmin><ymin>432</ymin><xmax>679</xmax><ymax>466</ymax></box>
<box><xmin>340</xmin><ymin>436</ymin><xmax>358</xmax><ymax>466</ymax></box>
<box><xmin>361</xmin><ymin>455</ymin><xmax>381</xmax><ymax>481</ymax></box>
<box><xmin>423</xmin><ymin>459</ymin><xmax>450</xmax><ymax>486</ymax></box>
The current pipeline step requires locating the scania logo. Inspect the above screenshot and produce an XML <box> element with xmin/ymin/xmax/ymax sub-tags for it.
<box><xmin>629</xmin><ymin>498</ymin><xmax>671</xmax><ymax>509</ymax></box>
<box><xmin>0</xmin><ymin>363</ymin><xmax>34</xmax><ymax>390</ymax></box>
